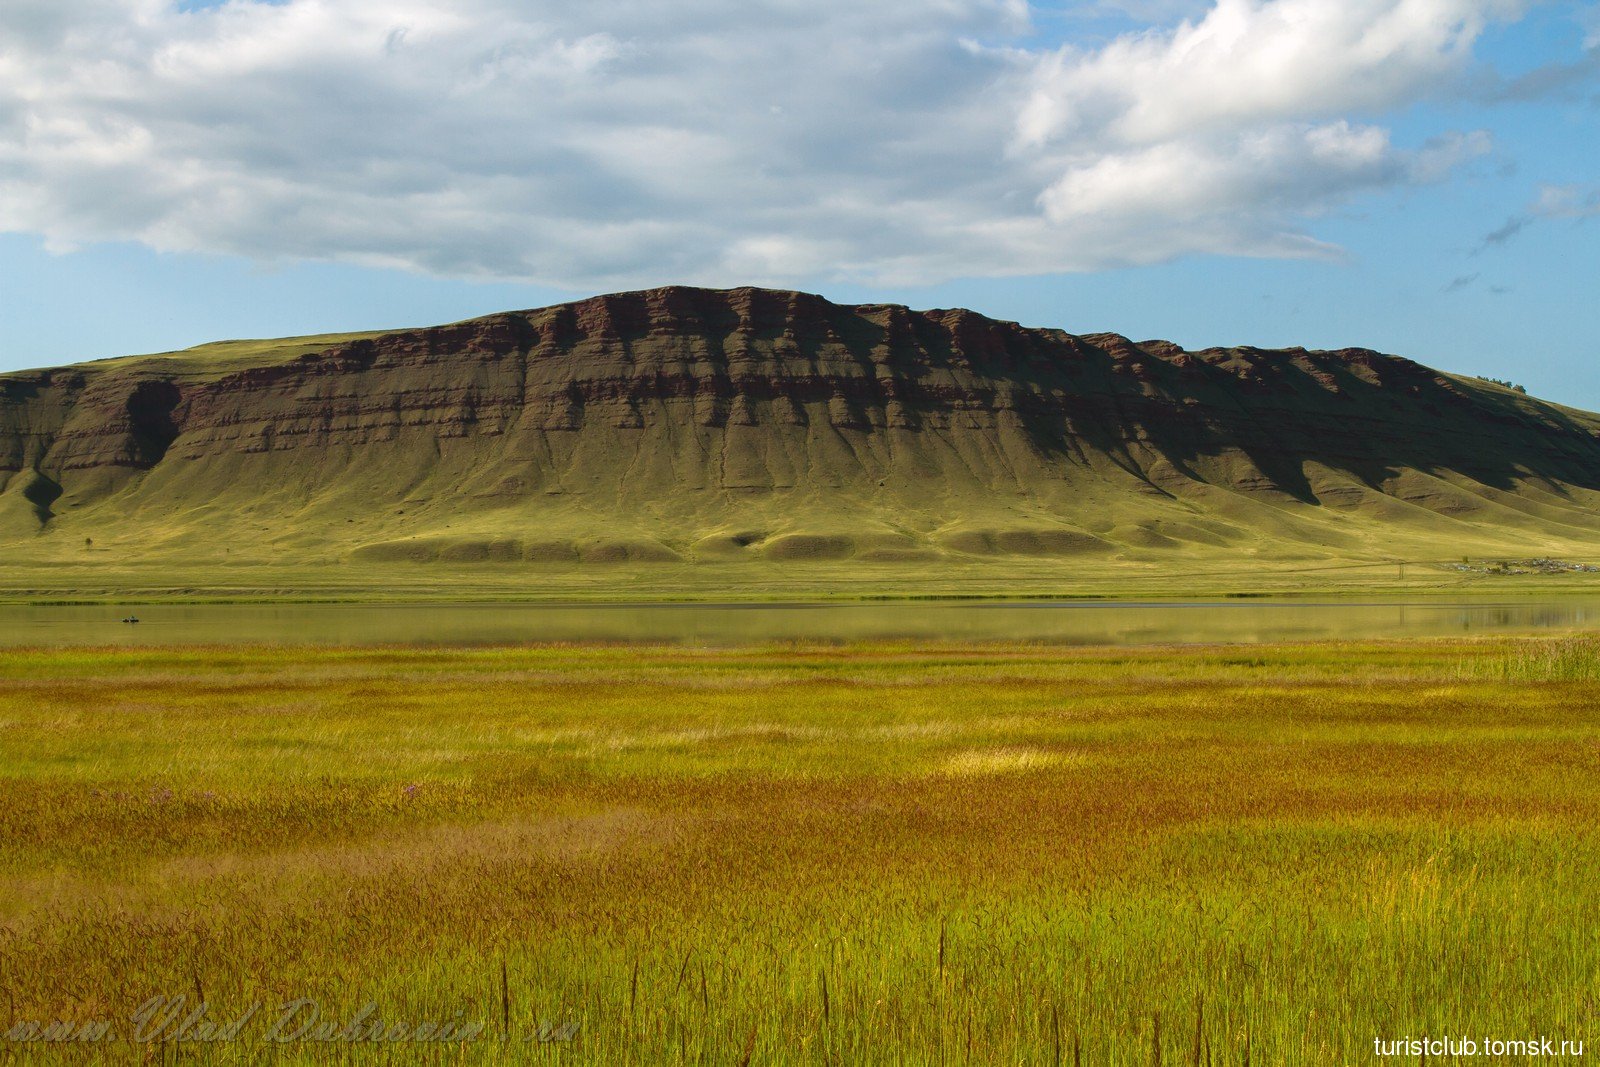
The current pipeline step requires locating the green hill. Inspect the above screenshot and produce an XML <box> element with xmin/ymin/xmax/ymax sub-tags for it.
<box><xmin>1</xmin><ymin>286</ymin><xmax>1597</xmax><ymax>600</ymax></box>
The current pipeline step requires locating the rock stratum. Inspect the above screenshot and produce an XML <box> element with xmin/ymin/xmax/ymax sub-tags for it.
<box><xmin>2</xmin><ymin>285</ymin><xmax>1598</xmax><ymax>577</ymax></box>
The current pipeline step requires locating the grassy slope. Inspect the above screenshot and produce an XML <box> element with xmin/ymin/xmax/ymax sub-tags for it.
<box><xmin>71</xmin><ymin>331</ymin><xmax>392</xmax><ymax>378</ymax></box>
<box><xmin>2</xmin><ymin>639</ymin><xmax>1599</xmax><ymax>1062</ymax></box>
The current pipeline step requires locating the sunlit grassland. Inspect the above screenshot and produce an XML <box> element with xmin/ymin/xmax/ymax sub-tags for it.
<box><xmin>2</xmin><ymin>638</ymin><xmax>1599</xmax><ymax>1063</ymax></box>
<box><xmin>2</xmin><ymin>556</ymin><xmax>1599</xmax><ymax>604</ymax></box>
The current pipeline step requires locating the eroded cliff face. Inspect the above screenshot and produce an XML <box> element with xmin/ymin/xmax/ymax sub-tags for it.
<box><xmin>2</xmin><ymin>285</ymin><xmax>1598</xmax><ymax>564</ymax></box>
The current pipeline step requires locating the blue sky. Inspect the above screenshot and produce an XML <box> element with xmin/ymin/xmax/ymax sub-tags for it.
<box><xmin>1</xmin><ymin>1</ymin><xmax>1596</xmax><ymax>408</ymax></box>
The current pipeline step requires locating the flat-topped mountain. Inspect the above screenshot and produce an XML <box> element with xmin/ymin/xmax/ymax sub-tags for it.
<box><xmin>2</xmin><ymin>285</ymin><xmax>1598</xmax><ymax>580</ymax></box>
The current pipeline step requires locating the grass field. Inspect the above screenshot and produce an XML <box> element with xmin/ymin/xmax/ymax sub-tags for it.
<box><xmin>3</xmin><ymin>638</ymin><xmax>1599</xmax><ymax>1063</ymax></box>
<box><xmin>1</xmin><ymin>556</ymin><xmax>1598</xmax><ymax>605</ymax></box>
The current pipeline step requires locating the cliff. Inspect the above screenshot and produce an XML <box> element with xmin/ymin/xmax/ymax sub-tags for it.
<box><xmin>2</xmin><ymin>285</ymin><xmax>1598</xmax><ymax>574</ymax></box>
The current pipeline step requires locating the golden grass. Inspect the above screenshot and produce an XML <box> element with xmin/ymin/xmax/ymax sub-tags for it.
<box><xmin>1</xmin><ymin>639</ymin><xmax>1598</xmax><ymax>1063</ymax></box>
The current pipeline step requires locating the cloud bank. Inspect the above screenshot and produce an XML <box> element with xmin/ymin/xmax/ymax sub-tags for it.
<box><xmin>0</xmin><ymin>0</ymin><xmax>1516</xmax><ymax>287</ymax></box>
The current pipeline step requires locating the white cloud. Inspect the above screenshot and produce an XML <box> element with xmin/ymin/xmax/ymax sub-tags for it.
<box><xmin>0</xmin><ymin>0</ymin><xmax>1519</xmax><ymax>287</ymax></box>
<box><xmin>1475</xmin><ymin>179</ymin><xmax>1600</xmax><ymax>252</ymax></box>
<box><xmin>1020</xmin><ymin>0</ymin><xmax>1523</xmax><ymax>147</ymax></box>
<box><xmin>1038</xmin><ymin>123</ymin><xmax>1487</xmax><ymax>249</ymax></box>
<box><xmin>1582</xmin><ymin>3</ymin><xmax>1600</xmax><ymax>49</ymax></box>
<box><xmin>1533</xmin><ymin>183</ymin><xmax>1600</xmax><ymax>218</ymax></box>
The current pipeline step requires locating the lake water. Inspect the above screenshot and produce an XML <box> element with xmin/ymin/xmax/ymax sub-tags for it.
<box><xmin>0</xmin><ymin>599</ymin><xmax>1597</xmax><ymax>648</ymax></box>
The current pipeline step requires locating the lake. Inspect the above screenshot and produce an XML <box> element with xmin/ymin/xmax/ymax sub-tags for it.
<box><xmin>1</xmin><ymin>598</ymin><xmax>1597</xmax><ymax>648</ymax></box>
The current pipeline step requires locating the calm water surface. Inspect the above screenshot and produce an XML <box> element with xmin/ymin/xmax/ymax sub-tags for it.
<box><xmin>0</xmin><ymin>599</ymin><xmax>1597</xmax><ymax>648</ymax></box>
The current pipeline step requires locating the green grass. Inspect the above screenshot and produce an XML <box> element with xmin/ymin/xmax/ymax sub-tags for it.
<box><xmin>1465</xmin><ymin>635</ymin><xmax>1600</xmax><ymax>682</ymax></box>
<box><xmin>1</xmin><ymin>556</ymin><xmax>1599</xmax><ymax>604</ymax></box>
<box><xmin>2</xmin><ymin>639</ymin><xmax>1599</xmax><ymax>1063</ymax></box>
<box><xmin>75</xmin><ymin>332</ymin><xmax>391</xmax><ymax>378</ymax></box>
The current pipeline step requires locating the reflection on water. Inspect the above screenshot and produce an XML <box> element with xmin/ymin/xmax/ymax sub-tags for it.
<box><xmin>0</xmin><ymin>600</ymin><xmax>1596</xmax><ymax>648</ymax></box>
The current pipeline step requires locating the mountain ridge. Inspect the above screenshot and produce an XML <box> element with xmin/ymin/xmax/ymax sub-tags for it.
<box><xmin>2</xmin><ymin>285</ymin><xmax>1597</xmax><ymax>583</ymax></box>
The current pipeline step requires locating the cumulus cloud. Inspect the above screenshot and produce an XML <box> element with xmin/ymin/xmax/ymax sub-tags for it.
<box><xmin>0</xmin><ymin>0</ymin><xmax>1518</xmax><ymax>287</ymax></box>
<box><xmin>1036</xmin><ymin>124</ymin><xmax>1488</xmax><ymax>262</ymax></box>
<box><xmin>1018</xmin><ymin>0</ymin><xmax>1521</xmax><ymax>146</ymax></box>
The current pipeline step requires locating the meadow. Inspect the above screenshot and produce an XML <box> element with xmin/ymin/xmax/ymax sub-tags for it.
<box><xmin>2</xmin><ymin>637</ymin><xmax>1599</xmax><ymax>1063</ymax></box>
<box><xmin>2</xmin><ymin>555</ymin><xmax>1598</xmax><ymax>606</ymax></box>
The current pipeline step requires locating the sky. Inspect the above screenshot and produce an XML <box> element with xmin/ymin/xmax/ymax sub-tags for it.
<box><xmin>1</xmin><ymin>0</ymin><xmax>1596</xmax><ymax>408</ymax></box>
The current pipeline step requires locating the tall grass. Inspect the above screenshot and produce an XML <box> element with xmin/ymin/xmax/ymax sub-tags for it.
<box><xmin>1469</xmin><ymin>635</ymin><xmax>1600</xmax><ymax>682</ymax></box>
<box><xmin>0</xmin><ymin>639</ymin><xmax>1597</xmax><ymax>1063</ymax></box>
